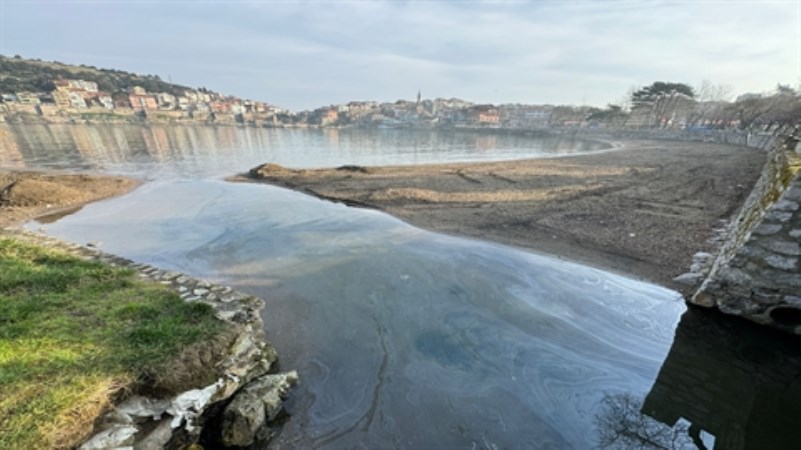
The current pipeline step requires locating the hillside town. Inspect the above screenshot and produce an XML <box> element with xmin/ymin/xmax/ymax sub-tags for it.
<box><xmin>0</xmin><ymin>78</ymin><xmax>285</xmax><ymax>126</ymax></box>
<box><xmin>2</xmin><ymin>73</ymin><xmax>799</xmax><ymax>132</ymax></box>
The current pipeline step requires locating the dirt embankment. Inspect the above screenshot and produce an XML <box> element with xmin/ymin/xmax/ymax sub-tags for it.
<box><xmin>0</xmin><ymin>171</ymin><xmax>139</xmax><ymax>228</ymax></box>
<box><xmin>239</xmin><ymin>140</ymin><xmax>766</xmax><ymax>290</ymax></box>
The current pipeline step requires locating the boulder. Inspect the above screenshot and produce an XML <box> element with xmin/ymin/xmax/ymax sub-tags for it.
<box><xmin>220</xmin><ymin>371</ymin><xmax>299</xmax><ymax>447</ymax></box>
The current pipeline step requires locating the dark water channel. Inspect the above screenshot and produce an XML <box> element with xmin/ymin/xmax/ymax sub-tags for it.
<box><xmin>4</xmin><ymin>124</ymin><xmax>801</xmax><ymax>449</ymax></box>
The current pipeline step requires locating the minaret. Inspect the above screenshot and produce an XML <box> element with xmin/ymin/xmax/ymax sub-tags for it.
<box><xmin>417</xmin><ymin>90</ymin><xmax>421</xmax><ymax>105</ymax></box>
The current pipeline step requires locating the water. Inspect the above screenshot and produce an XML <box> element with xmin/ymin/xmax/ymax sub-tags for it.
<box><xmin>5</xmin><ymin>124</ymin><xmax>801</xmax><ymax>449</ymax></box>
<box><xmin>0</xmin><ymin>123</ymin><xmax>609</xmax><ymax>179</ymax></box>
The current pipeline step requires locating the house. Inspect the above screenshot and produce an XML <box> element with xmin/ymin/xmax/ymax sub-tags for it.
<box><xmin>129</xmin><ymin>95</ymin><xmax>158</xmax><ymax>110</ymax></box>
<box><xmin>68</xmin><ymin>91</ymin><xmax>87</xmax><ymax>109</ymax></box>
<box><xmin>177</xmin><ymin>96</ymin><xmax>191</xmax><ymax>110</ymax></box>
<box><xmin>156</xmin><ymin>93</ymin><xmax>177</xmax><ymax>109</ymax></box>
<box><xmin>310</xmin><ymin>107</ymin><xmax>338</xmax><ymax>126</ymax></box>
<box><xmin>16</xmin><ymin>92</ymin><xmax>41</xmax><ymax>105</ymax></box>
<box><xmin>210</xmin><ymin>101</ymin><xmax>231</xmax><ymax>113</ymax></box>
<box><xmin>97</xmin><ymin>93</ymin><xmax>114</xmax><ymax>110</ymax></box>
<box><xmin>320</xmin><ymin>108</ymin><xmax>338</xmax><ymax>126</ymax></box>
<box><xmin>467</xmin><ymin>105</ymin><xmax>500</xmax><ymax>125</ymax></box>
<box><xmin>66</xmin><ymin>80</ymin><xmax>98</xmax><ymax>92</ymax></box>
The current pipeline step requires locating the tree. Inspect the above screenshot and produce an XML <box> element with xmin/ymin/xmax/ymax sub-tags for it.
<box><xmin>685</xmin><ymin>80</ymin><xmax>734</xmax><ymax>128</ymax></box>
<box><xmin>776</xmin><ymin>84</ymin><xmax>797</xmax><ymax>96</ymax></box>
<box><xmin>630</xmin><ymin>82</ymin><xmax>696</xmax><ymax>128</ymax></box>
<box><xmin>587</xmin><ymin>104</ymin><xmax>630</xmax><ymax>127</ymax></box>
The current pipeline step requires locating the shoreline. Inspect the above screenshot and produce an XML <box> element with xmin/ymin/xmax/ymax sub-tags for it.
<box><xmin>0</xmin><ymin>170</ymin><xmax>141</xmax><ymax>229</ymax></box>
<box><xmin>238</xmin><ymin>139</ymin><xmax>766</xmax><ymax>292</ymax></box>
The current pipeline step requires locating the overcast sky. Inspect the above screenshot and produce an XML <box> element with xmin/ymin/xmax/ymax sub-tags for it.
<box><xmin>0</xmin><ymin>0</ymin><xmax>798</xmax><ymax>110</ymax></box>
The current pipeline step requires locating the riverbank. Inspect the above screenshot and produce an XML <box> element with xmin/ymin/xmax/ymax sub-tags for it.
<box><xmin>0</xmin><ymin>173</ymin><xmax>295</xmax><ymax>448</ymax></box>
<box><xmin>0</xmin><ymin>171</ymin><xmax>140</xmax><ymax>229</ymax></box>
<box><xmin>240</xmin><ymin>139</ymin><xmax>766</xmax><ymax>291</ymax></box>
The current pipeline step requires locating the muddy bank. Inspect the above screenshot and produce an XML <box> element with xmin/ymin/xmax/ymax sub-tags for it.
<box><xmin>239</xmin><ymin>140</ymin><xmax>766</xmax><ymax>290</ymax></box>
<box><xmin>0</xmin><ymin>171</ymin><xmax>139</xmax><ymax>228</ymax></box>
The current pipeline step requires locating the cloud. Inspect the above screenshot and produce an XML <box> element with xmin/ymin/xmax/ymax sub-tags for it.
<box><xmin>1</xmin><ymin>0</ymin><xmax>797</xmax><ymax>109</ymax></box>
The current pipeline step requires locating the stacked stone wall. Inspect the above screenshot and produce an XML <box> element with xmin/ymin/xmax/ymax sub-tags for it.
<box><xmin>691</xmin><ymin>127</ymin><xmax>801</xmax><ymax>333</ymax></box>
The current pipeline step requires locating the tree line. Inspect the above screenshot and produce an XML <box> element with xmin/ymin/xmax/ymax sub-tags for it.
<box><xmin>586</xmin><ymin>80</ymin><xmax>801</xmax><ymax>130</ymax></box>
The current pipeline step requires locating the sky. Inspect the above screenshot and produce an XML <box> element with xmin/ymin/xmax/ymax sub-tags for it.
<box><xmin>0</xmin><ymin>0</ymin><xmax>798</xmax><ymax>111</ymax></box>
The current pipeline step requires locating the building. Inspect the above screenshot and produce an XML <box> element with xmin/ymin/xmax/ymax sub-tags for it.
<box><xmin>156</xmin><ymin>93</ymin><xmax>177</xmax><ymax>109</ymax></box>
<box><xmin>129</xmin><ymin>94</ymin><xmax>158</xmax><ymax>110</ymax></box>
<box><xmin>322</xmin><ymin>108</ymin><xmax>338</xmax><ymax>126</ymax></box>
<box><xmin>210</xmin><ymin>100</ymin><xmax>231</xmax><ymax>114</ymax></box>
<box><xmin>467</xmin><ymin>105</ymin><xmax>500</xmax><ymax>125</ymax></box>
<box><xmin>68</xmin><ymin>79</ymin><xmax>98</xmax><ymax>93</ymax></box>
<box><xmin>15</xmin><ymin>92</ymin><xmax>41</xmax><ymax>105</ymax></box>
<box><xmin>68</xmin><ymin>91</ymin><xmax>87</xmax><ymax>109</ymax></box>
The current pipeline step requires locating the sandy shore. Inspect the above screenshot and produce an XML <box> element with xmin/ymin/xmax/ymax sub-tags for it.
<box><xmin>0</xmin><ymin>171</ymin><xmax>139</xmax><ymax>228</ymax></box>
<box><xmin>238</xmin><ymin>139</ymin><xmax>765</xmax><ymax>291</ymax></box>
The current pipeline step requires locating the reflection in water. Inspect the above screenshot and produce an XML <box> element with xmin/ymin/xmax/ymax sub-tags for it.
<box><xmin>0</xmin><ymin>127</ymin><xmax>24</xmax><ymax>167</ymax></box>
<box><xmin>595</xmin><ymin>393</ymin><xmax>697</xmax><ymax>449</ymax></box>
<box><xmin>1</xmin><ymin>124</ymin><xmax>610</xmax><ymax>180</ymax></box>
<box><xmin>595</xmin><ymin>307</ymin><xmax>801</xmax><ymax>449</ymax></box>
<box><xmin>641</xmin><ymin>307</ymin><xmax>801</xmax><ymax>450</ymax></box>
<box><xmin>34</xmin><ymin>180</ymin><xmax>684</xmax><ymax>449</ymax></box>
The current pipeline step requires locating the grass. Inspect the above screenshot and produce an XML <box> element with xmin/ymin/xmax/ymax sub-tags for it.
<box><xmin>0</xmin><ymin>238</ymin><xmax>223</xmax><ymax>449</ymax></box>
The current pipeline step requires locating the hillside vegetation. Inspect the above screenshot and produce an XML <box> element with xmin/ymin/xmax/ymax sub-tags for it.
<box><xmin>0</xmin><ymin>54</ymin><xmax>193</xmax><ymax>95</ymax></box>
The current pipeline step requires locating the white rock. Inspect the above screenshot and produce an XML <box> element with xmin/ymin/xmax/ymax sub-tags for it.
<box><xmin>167</xmin><ymin>380</ymin><xmax>223</xmax><ymax>432</ymax></box>
<box><xmin>673</xmin><ymin>272</ymin><xmax>704</xmax><ymax>285</ymax></box>
<box><xmin>117</xmin><ymin>396</ymin><xmax>171</xmax><ymax>421</ymax></box>
<box><xmin>79</xmin><ymin>425</ymin><xmax>137</xmax><ymax>449</ymax></box>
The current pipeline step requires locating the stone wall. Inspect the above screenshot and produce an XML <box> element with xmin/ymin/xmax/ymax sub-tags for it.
<box><xmin>690</xmin><ymin>127</ymin><xmax>801</xmax><ymax>333</ymax></box>
<box><xmin>2</xmin><ymin>230</ymin><xmax>296</xmax><ymax>449</ymax></box>
<box><xmin>496</xmin><ymin>124</ymin><xmax>793</xmax><ymax>150</ymax></box>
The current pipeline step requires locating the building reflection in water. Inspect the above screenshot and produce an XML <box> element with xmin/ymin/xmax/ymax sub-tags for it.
<box><xmin>0</xmin><ymin>126</ymin><xmax>25</xmax><ymax>168</ymax></box>
<box><xmin>596</xmin><ymin>307</ymin><xmax>801</xmax><ymax>449</ymax></box>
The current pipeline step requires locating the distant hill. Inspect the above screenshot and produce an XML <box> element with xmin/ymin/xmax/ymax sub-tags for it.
<box><xmin>0</xmin><ymin>55</ymin><xmax>195</xmax><ymax>96</ymax></box>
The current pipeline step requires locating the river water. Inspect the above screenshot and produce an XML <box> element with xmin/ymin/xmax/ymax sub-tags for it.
<box><xmin>4</xmin><ymin>124</ymin><xmax>801</xmax><ymax>449</ymax></box>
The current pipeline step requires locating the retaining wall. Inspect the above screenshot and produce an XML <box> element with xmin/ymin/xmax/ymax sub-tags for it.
<box><xmin>691</xmin><ymin>128</ymin><xmax>801</xmax><ymax>333</ymax></box>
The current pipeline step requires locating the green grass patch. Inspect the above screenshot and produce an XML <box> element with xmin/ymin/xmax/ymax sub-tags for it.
<box><xmin>0</xmin><ymin>238</ymin><xmax>222</xmax><ymax>449</ymax></box>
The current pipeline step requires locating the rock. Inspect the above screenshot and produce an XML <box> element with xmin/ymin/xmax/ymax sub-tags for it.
<box><xmin>193</xmin><ymin>288</ymin><xmax>209</xmax><ymax>296</ymax></box>
<box><xmin>763</xmin><ymin>240</ymin><xmax>801</xmax><ymax>256</ymax></box>
<box><xmin>133</xmin><ymin>418</ymin><xmax>173</xmax><ymax>450</ymax></box>
<box><xmin>774</xmin><ymin>199</ymin><xmax>800</xmax><ymax>211</ymax></box>
<box><xmin>692</xmin><ymin>251</ymin><xmax>714</xmax><ymax>264</ymax></box>
<box><xmin>784</xmin><ymin>186</ymin><xmax>801</xmax><ymax>200</ymax></box>
<box><xmin>765</xmin><ymin>255</ymin><xmax>797</xmax><ymax>270</ymax></box>
<box><xmin>673</xmin><ymin>272</ymin><xmax>704</xmax><ymax>286</ymax></box>
<box><xmin>790</xmin><ymin>229</ymin><xmax>801</xmax><ymax>239</ymax></box>
<box><xmin>752</xmin><ymin>223</ymin><xmax>783</xmax><ymax>236</ymax></box>
<box><xmin>167</xmin><ymin>380</ymin><xmax>223</xmax><ymax>432</ymax></box>
<box><xmin>249</xmin><ymin>371</ymin><xmax>299</xmax><ymax>421</ymax></box>
<box><xmin>690</xmin><ymin>291</ymin><xmax>716</xmax><ymax>308</ymax></box>
<box><xmin>220</xmin><ymin>371</ymin><xmax>299</xmax><ymax>447</ymax></box>
<box><xmin>79</xmin><ymin>425</ymin><xmax>137</xmax><ymax>450</ymax></box>
<box><xmin>161</xmin><ymin>271</ymin><xmax>180</xmax><ymax>280</ymax></box>
<box><xmin>765</xmin><ymin>211</ymin><xmax>793</xmax><ymax>223</ymax></box>
<box><xmin>117</xmin><ymin>396</ymin><xmax>171</xmax><ymax>420</ymax></box>
<box><xmin>784</xmin><ymin>296</ymin><xmax>801</xmax><ymax>307</ymax></box>
<box><xmin>221</xmin><ymin>389</ymin><xmax>266</xmax><ymax>447</ymax></box>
